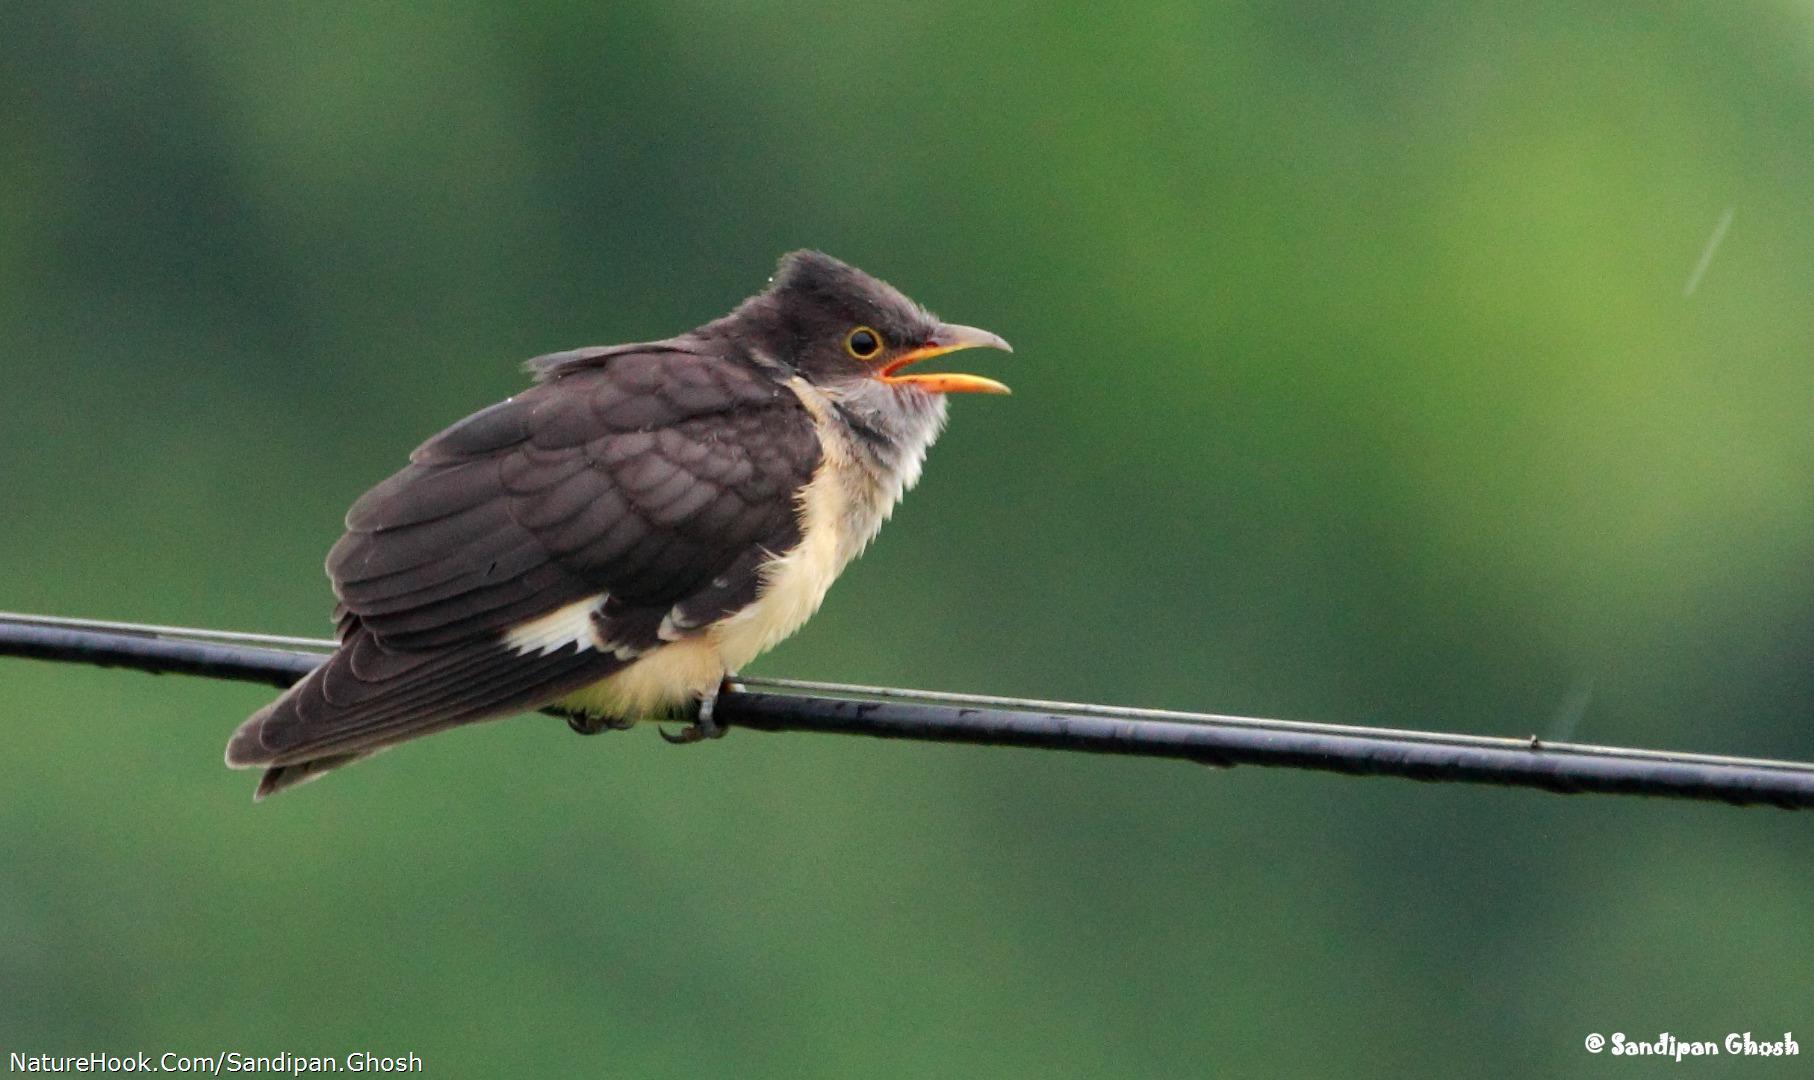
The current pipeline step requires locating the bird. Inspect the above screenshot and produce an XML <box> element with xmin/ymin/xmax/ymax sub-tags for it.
<box><xmin>224</xmin><ymin>251</ymin><xmax>1011</xmax><ymax>799</ymax></box>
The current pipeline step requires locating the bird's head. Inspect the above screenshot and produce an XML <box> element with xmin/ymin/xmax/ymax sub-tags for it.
<box><xmin>726</xmin><ymin>250</ymin><xmax>1011</xmax><ymax>397</ymax></box>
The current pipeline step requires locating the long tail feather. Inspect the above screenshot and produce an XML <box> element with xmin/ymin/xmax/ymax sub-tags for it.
<box><xmin>226</xmin><ymin>627</ymin><xmax>626</xmax><ymax>798</ymax></box>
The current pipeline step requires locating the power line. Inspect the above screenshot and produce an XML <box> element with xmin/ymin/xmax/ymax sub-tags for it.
<box><xmin>3</xmin><ymin>611</ymin><xmax>1811</xmax><ymax>809</ymax></box>
<box><xmin>0</xmin><ymin>611</ymin><xmax>336</xmax><ymax>653</ymax></box>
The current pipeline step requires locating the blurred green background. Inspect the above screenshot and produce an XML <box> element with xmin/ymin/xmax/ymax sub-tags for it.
<box><xmin>3</xmin><ymin>2</ymin><xmax>1811</xmax><ymax>1076</ymax></box>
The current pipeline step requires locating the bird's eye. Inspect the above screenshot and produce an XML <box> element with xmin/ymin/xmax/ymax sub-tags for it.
<box><xmin>844</xmin><ymin>326</ymin><xmax>883</xmax><ymax>360</ymax></box>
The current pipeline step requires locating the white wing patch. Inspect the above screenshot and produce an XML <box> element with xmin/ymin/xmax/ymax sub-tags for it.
<box><xmin>656</xmin><ymin>592</ymin><xmax>711</xmax><ymax>643</ymax></box>
<box><xmin>502</xmin><ymin>594</ymin><xmax>608</xmax><ymax>656</ymax></box>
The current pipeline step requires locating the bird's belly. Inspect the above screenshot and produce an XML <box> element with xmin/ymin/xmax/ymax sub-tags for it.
<box><xmin>712</xmin><ymin>460</ymin><xmax>851</xmax><ymax>669</ymax></box>
<box><xmin>552</xmin><ymin>636</ymin><xmax>726</xmax><ymax>720</ymax></box>
<box><xmin>553</xmin><ymin>456</ymin><xmax>858</xmax><ymax>722</ymax></box>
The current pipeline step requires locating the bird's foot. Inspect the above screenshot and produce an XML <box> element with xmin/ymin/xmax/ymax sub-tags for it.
<box><xmin>557</xmin><ymin>707</ymin><xmax>635</xmax><ymax>736</ymax></box>
<box><xmin>659</xmin><ymin>676</ymin><xmax>739</xmax><ymax>745</ymax></box>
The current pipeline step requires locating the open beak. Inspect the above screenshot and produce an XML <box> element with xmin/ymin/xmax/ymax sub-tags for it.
<box><xmin>879</xmin><ymin>323</ymin><xmax>1013</xmax><ymax>395</ymax></box>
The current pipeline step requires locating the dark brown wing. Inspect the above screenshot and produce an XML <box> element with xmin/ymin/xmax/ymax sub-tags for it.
<box><xmin>329</xmin><ymin>347</ymin><xmax>815</xmax><ymax>646</ymax></box>
<box><xmin>226</xmin><ymin>344</ymin><xmax>821</xmax><ymax>791</ymax></box>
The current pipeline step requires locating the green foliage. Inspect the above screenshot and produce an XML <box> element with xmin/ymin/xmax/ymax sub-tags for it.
<box><xmin>2</xmin><ymin>3</ymin><xmax>1810</xmax><ymax>1075</ymax></box>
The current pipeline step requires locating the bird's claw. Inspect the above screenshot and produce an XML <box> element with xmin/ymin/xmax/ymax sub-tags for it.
<box><xmin>659</xmin><ymin>677</ymin><xmax>737</xmax><ymax>745</ymax></box>
<box><xmin>561</xmin><ymin>709</ymin><xmax>634</xmax><ymax>736</ymax></box>
<box><xmin>658</xmin><ymin>722</ymin><xmax>718</xmax><ymax>745</ymax></box>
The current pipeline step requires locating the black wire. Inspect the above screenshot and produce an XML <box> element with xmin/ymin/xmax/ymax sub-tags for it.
<box><xmin>4</xmin><ymin>615</ymin><xmax>1812</xmax><ymax>808</ymax></box>
<box><xmin>1</xmin><ymin>622</ymin><xmax>319</xmax><ymax>688</ymax></box>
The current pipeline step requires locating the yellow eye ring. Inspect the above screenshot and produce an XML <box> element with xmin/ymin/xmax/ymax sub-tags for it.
<box><xmin>844</xmin><ymin>326</ymin><xmax>884</xmax><ymax>360</ymax></box>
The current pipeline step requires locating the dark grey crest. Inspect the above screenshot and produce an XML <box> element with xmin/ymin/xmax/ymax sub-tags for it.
<box><xmin>707</xmin><ymin>251</ymin><xmax>944</xmax><ymax>383</ymax></box>
<box><xmin>767</xmin><ymin>250</ymin><xmax>940</xmax><ymax>345</ymax></box>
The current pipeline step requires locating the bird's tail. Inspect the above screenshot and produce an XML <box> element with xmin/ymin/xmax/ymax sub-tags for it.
<box><xmin>225</xmin><ymin>627</ymin><xmax>624</xmax><ymax>800</ymax></box>
<box><xmin>252</xmin><ymin>751</ymin><xmax>374</xmax><ymax>800</ymax></box>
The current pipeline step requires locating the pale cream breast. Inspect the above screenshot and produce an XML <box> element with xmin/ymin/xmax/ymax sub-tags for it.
<box><xmin>549</xmin><ymin>451</ymin><xmax>856</xmax><ymax>719</ymax></box>
<box><xmin>551</xmin><ymin>376</ymin><xmax>915</xmax><ymax>721</ymax></box>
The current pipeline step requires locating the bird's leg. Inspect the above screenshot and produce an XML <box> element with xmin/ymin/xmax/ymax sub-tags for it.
<box><xmin>550</xmin><ymin>705</ymin><xmax>634</xmax><ymax>736</ymax></box>
<box><xmin>659</xmin><ymin>674</ymin><xmax>739</xmax><ymax>745</ymax></box>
